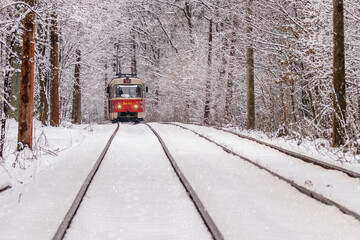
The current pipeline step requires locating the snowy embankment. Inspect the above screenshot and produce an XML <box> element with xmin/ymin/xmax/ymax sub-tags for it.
<box><xmin>0</xmin><ymin>119</ymin><xmax>117</xmax><ymax>240</ymax></box>
<box><xmin>0</xmin><ymin>119</ymin><xmax>115</xmax><ymax>190</ymax></box>
<box><xmin>175</xmin><ymin>123</ymin><xmax>360</xmax><ymax>217</ymax></box>
<box><xmin>225</xmin><ymin>125</ymin><xmax>360</xmax><ymax>168</ymax></box>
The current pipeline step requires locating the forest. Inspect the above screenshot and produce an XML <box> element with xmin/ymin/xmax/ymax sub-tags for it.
<box><xmin>0</xmin><ymin>0</ymin><xmax>359</xmax><ymax>157</ymax></box>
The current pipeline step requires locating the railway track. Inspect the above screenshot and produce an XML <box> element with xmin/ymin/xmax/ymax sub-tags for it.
<box><xmin>146</xmin><ymin>123</ymin><xmax>224</xmax><ymax>240</ymax></box>
<box><xmin>0</xmin><ymin>185</ymin><xmax>11</xmax><ymax>193</ymax></box>
<box><xmin>167</xmin><ymin>123</ymin><xmax>360</xmax><ymax>222</ymax></box>
<box><xmin>215</xmin><ymin>125</ymin><xmax>360</xmax><ymax>178</ymax></box>
<box><xmin>52</xmin><ymin>123</ymin><xmax>223</xmax><ymax>240</ymax></box>
<box><xmin>172</xmin><ymin>123</ymin><xmax>360</xmax><ymax>178</ymax></box>
<box><xmin>53</xmin><ymin>123</ymin><xmax>120</xmax><ymax>240</ymax></box>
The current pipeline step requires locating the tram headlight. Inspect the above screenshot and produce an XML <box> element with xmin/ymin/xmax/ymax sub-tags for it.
<box><xmin>134</xmin><ymin>105</ymin><xmax>138</xmax><ymax>109</ymax></box>
<box><xmin>117</xmin><ymin>104</ymin><xmax>121</xmax><ymax>109</ymax></box>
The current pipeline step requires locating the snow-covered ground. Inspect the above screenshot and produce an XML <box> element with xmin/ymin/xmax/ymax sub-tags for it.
<box><xmin>150</xmin><ymin>123</ymin><xmax>360</xmax><ymax>240</ymax></box>
<box><xmin>223</xmin><ymin>124</ymin><xmax>360</xmax><ymax>168</ymax></box>
<box><xmin>64</xmin><ymin>124</ymin><xmax>211</xmax><ymax>240</ymax></box>
<box><xmin>175</xmin><ymin>123</ymin><xmax>360</xmax><ymax>217</ymax></box>
<box><xmin>1</xmin><ymin>120</ymin><xmax>360</xmax><ymax>239</ymax></box>
<box><xmin>0</xmin><ymin>120</ymin><xmax>117</xmax><ymax>239</ymax></box>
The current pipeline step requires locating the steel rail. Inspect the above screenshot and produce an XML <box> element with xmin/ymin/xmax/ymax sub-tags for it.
<box><xmin>0</xmin><ymin>185</ymin><xmax>11</xmax><ymax>193</ymax></box>
<box><xmin>52</xmin><ymin>123</ymin><xmax>120</xmax><ymax>240</ymax></box>
<box><xmin>175</xmin><ymin>123</ymin><xmax>360</xmax><ymax>179</ymax></box>
<box><xmin>217</xmin><ymin>127</ymin><xmax>360</xmax><ymax>179</ymax></box>
<box><xmin>170</xmin><ymin>123</ymin><xmax>360</xmax><ymax>222</ymax></box>
<box><xmin>145</xmin><ymin>123</ymin><xmax>224</xmax><ymax>240</ymax></box>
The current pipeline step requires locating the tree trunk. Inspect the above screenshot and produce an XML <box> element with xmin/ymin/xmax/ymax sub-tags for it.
<box><xmin>104</xmin><ymin>64</ymin><xmax>108</xmax><ymax>119</ymax></box>
<box><xmin>246</xmin><ymin>0</ymin><xmax>255</xmax><ymax>130</ymax></box>
<box><xmin>9</xmin><ymin>43</ymin><xmax>21</xmax><ymax>121</ymax></box>
<box><xmin>1</xmin><ymin>32</ymin><xmax>16</xmax><ymax>157</ymax></box>
<box><xmin>246</xmin><ymin>47</ymin><xmax>255</xmax><ymax>129</ymax></box>
<box><xmin>217</xmin><ymin>28</ymin><xmax>227</xmax><ymax>125</ymax></box>
<box><xmin>50</xmin><ymin>12</ymin><xmax>59</xmax><ymax>127</ymax></box>
<box><xmin>38</xmin><ymin>20</ymin><xmax>49</xmax><ymax>125</ymax></box>
<box><xmin>225</xmin><ymin>17</ymin><xmax>238</xmax><ymax>124</ymax></box>
<box><xmin>185</xmin><ymin>1</ymin><xmax>194</xmax><ymax>44</ymax></box>
<box><xmin>204</xmin><ymin>19</ymin><xmax>213</xmax><ymax>125</ymax></box>
<box><xmin>72</xmin><ymin>49</ymin><xmax>81</xmax><ymax>124</ymax></box>
<box><xmin>39</xmin><ymin>71</ymin><xmax>49</xmax><ymax>125</ymax></box>
<box><xmin>332</xmin><ymin>0</ymin><xmax>346</xmax><ymax>147</ymax></box>
<box><xmin>17</xmin><ymin>0</ymin><xmax>36</xmax><ymax>150</ymax></box>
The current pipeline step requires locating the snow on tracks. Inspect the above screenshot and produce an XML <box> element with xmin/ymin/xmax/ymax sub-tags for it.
<box><xmin>63</xmin><ymin>123</ymin><xmax>212</xmax><ymax>240</ymax></box>
<box><xmin>150</xmin><ymin>123</ymin><xmax>360</xmax><ymax>240</ymax></box>
<box><xmin>146</xmin><ymin>123</ymin><xmax>224</xmax><ymax>240</ymax></box>
<box><xmin>172</xmin><ymin>123</ymin><xmax>360</xmax><ymax>223</ymax></box>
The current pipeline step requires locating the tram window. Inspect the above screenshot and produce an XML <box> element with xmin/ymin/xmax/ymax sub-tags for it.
<box><xmin>114</xmin><ymin>85</ymin><xmax>143</xmax><ymax>98</ymax></box>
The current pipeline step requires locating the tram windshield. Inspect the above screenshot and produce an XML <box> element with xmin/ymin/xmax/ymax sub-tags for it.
<box><xmin>114</xmin><ymin>85</ymin><xmax>143</xmax><ymax>98</ymax></box>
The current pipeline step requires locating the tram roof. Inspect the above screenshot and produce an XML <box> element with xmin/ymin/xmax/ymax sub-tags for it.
<box><xmin>109</xmin><ymin>74</ymin><xmax>145</xmax><ymax>86</ymax></box>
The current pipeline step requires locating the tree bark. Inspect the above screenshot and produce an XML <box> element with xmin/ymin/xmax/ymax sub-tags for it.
<box><xmin>246</xmin><ymin>1</ymin><xmax>255</xmax><ymax>130</ymax></box>
<box><xmin>225</xmin><ymin>17</ymin><xmax>238</xmax><ymax>124</ymax></box>
<box><xmin>204</xmin><ymin>19</ymin><xmax>213</xmax><ymax>125</ymax></box>
<box><xmin>38</xmin><ymin>20</ymin><xmax>49</xmax><ymax>125</ymax></box>
<box><xmin>104</xmin><ymin>64</ymin><xmax>108</xmax><ymax>119</ymax></box>
<box><xmin>72</xmin><ymin>49</ymin><xmax>81</xmax><ymax>124</ymax></box>
<box><xmin>332</xmin><ymin>0</ymin><xmax>346</xmax><ymax>147</ymax></box>
<box><xmin>9</xmin><ymin>41</ymin><xmax>21</xmax><ymax>121</ymax></box>
<box><xmin>50</xmin><ymin>12</ymin><xmax>59</xmax><ymax>127</ymax></box>
<box><xmin>184</xmin><ymin>1</ymin><xmax>194</xmax><ymax>44</ymax></box>
<box><xmin>1</xmin><ymin>31</ymin><xmax>16</xmax><ymax>157</ymax></box>
<box><xmin>17</xmin><ymin>0</ymin><xmax>36</xmax><ymax>150</ymax></box>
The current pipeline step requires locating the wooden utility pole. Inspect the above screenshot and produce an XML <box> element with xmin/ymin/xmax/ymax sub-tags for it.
<box><xmin>204</xmin><ymin>19</ymin><xmax>213</xmax><ymax>125</ymax></box>
<box><xmin>332</xmin><ymin>0</ymin><xmax>346</xmax><ymax>147</ymax></box>
<box><xmin>17</xmin><ymin>0</ymin><xmax>36</xmax><ymax>150</ymax></box>
<box><xmin>50</xmin><ymin>12</ymin><xmax>59</xmax><ymax>127</ymax></box>
<box><xmin>246</xmin><ymin>1</ymin><xmax>255</xmax><ymax>130</ymax></box>
<box><xmin>72</xmin><ymin>49</ymin><xmax>81</xmax><ymax>124</ymax></box>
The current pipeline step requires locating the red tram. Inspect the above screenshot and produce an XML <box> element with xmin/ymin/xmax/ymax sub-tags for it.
<box><xmin>106</xmin><ymin>74</ymin><xmax>147</xmax><ymax>122</ymax></box>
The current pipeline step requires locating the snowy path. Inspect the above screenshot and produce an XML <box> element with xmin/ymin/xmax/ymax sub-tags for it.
<box><xmin>63</xmin><ymin>124</ymin><xmax>212</xmax><ymax>240</ymax></box>
<box><xmin>150</xmin><ymin>123</ymin><xmax>360</xmax><ymax>240</ymax></box>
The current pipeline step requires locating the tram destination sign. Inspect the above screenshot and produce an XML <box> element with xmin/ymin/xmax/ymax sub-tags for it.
<box><xmin>124</xmin><ymin>78</ymin><xmax>131</xmax><ymax>84</ymax></box>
